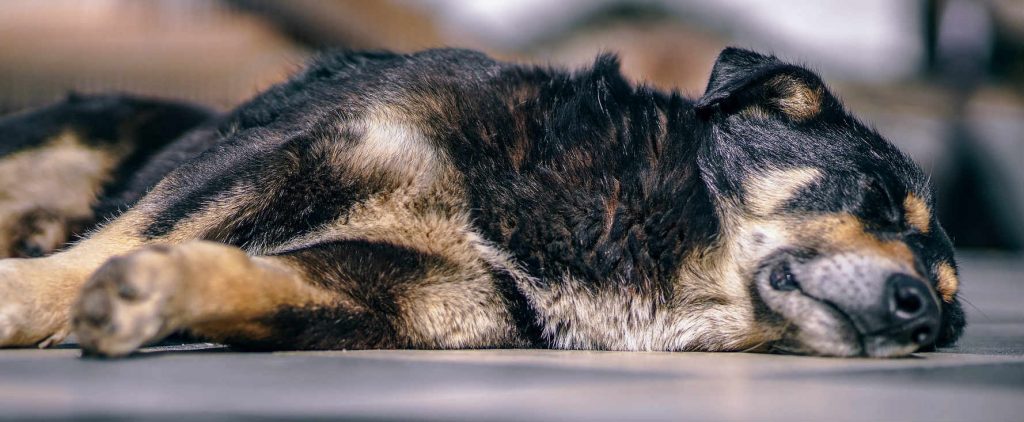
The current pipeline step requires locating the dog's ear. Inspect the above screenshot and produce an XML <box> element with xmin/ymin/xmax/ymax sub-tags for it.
<box><xmin>695</xmin><ymin>48</ymin><xmax>826</xmax><ymax>122</ymax></box>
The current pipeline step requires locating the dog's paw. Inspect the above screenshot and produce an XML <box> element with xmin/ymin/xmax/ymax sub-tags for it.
<box><xmin>0</xmin><ymin>209</ymin><xmax>83</xmax><ymax>259</ymax></box>
<box><xmin>73</xmin><ymin>246</ymin><xmax>184</xmax><ymax>357</ymax></box>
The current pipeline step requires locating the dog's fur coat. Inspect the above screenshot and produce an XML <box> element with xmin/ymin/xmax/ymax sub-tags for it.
<box><xmin>0</xmin><ymin>48</ymin><xmax>964</xmax><ymax>357</ymax></box>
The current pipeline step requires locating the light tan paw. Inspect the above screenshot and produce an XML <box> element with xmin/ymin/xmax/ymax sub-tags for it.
<box><xmin>73</xmin><ymin>246</ymin><xmax>184</xmax><ymax>357</ymax></box>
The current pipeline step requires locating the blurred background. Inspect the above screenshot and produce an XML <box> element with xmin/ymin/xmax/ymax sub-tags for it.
<box><xmin>0</xmin><ymin>0</ymin><xmax>1021</xmax><ymax>254</ymax></box>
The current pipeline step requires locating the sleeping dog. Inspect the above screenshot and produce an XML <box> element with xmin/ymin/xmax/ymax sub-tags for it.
<box><xmin>0</xmin><ymin>48</ymin><xmax>964</xmax><ymax>357</ymax></box>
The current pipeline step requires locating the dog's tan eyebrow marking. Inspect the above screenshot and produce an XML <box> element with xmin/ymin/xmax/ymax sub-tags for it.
<box><xmin>935</xmin><ymin>262</ymin><xmax>959</xmax><ymax>303</ymax></box>
<box><xmin>744</xmin><ymin>167</ymin><xmax>822</xmax><ymax>216</ymax></box>
<box><xmin>806</xmin><ymin>214</ymin><xmax>916</xmax><ymax>265</ymax></box>
<box><xmin>903</xmin><ymin>193</ymin><xmax>931</xmax><ymax>234</ymax></box>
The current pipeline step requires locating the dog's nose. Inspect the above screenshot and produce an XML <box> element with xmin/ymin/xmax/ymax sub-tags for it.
<box><xmin>885</xmin><ymin>274</ymin><xmax>941</xmax><ymax>346</ymax></box>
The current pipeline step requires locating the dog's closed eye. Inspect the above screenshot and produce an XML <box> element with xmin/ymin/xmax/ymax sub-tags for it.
<box><xmin>858</xmin><ymin>179</ymin><xmax>904</xmax><ymax>234</ymax></box>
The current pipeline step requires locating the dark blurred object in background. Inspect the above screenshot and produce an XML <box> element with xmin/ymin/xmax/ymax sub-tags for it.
<box><xmin>225</xmin><ymin>0</ymin><xmax>444</xmax><ymax>51</ymax></box>
<box><xmin>0</xmin><ymin>0</ymin><xmax>1021</xmax><ymax>252</ymax></box>
<box><xmin>923</xmin><ymin>0</ymin><xmax>1024</xmax><ymax>250</ymax></box>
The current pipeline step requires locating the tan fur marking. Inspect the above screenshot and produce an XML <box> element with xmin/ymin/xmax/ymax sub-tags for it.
<box><xmin>319</xmin><ymin>193</ymin><xmax>520</xmax><ymax>348</ymax></box>
<box><xmin>346</xmin><ymin>107</ymin><xmax>439</xmax><ymax>183</ymax></box>
<box><xmin>183</xmin><ymin>243</ymin><xmax>338</xmax><ymax>320</ymax></box>
<box><xmin>809</xmin><ymin>214</ymin><xmax>916</xmax><ymax>266</ymax></box>
<box><xmin>398</xmin><ymin>260</ymin><xmax>517</xmax><ymax>348</ymax></box>
<box><xmin>739</xmin><ymin>104</ymin><xmax>773</xmax><ymax>120</ymax></box>
<box><xmin>743</xmin><ymin>167</ymin><xmax>822</xmax><ymax>216</ymax></box>
<box><xmin>140</xmin><ymin>106</ymin><xmax>440</xmax><ymax>250</ymax></box>
<box><xmin>768</xmin><ymin>75</ymin><xmax>822</xmax><ymax>121</ymax></box>
<box><xmin>177</xmin><ymin>246</ymin><xmax>339</xmax><ymax>343</ymax></box>
<box><xmin>935</xmin><ymin>262</ymin><xmax>959</xmax><ymax>303</ymax></box>
<box><xmin>287</xmin><ymin>198</ymin><xmax>522</xmax><ymax>349</ymax></box>
<box><xmin>903</xmin><ymin>194</ymin><xmax>931</xmax><ymax>234</ymax></box>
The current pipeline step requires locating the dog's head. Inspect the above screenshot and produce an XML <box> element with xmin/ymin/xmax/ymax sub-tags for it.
<box><xmin>693</xmin><ymin>48</ymin><xmax>964</xmax><ymax>357</ymax></box>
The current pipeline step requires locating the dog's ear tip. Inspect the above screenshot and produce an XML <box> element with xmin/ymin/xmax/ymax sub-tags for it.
<box><xmin>698</xmin><ymin>48</ymin><xmax>825</xmax><ymax>122</ymax></box>
<box><xmin>718</xmin><ymin>46</ymin><xmax>761</xmax><ymax>59</ymax></box>
<box><xmin>712</xmin><ymin>48</ymin><xmax>777</xmax><ymax>71</ymax></box>
<box><xmin>693</xmin><ymin>97</ymin><xmax>711</xmax><ymax>110</ymax></box>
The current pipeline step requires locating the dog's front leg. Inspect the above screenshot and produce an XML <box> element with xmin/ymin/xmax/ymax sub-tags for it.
<box><xmin>71</xmin><ymin>240</ymin><xmax>352</xmax><ymax>356</ymax></box>
<box><xmin>0</xmin><ymin>213</ymin><xmax>146</xmax><ymax>347</ymax></box>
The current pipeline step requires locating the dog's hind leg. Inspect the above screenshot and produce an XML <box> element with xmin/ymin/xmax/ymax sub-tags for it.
<box><xmin>0</xmin><ymin>94</ymin><xmax>212</xmax><ymax>258</ymax></box>
<box><xmin>72</xmin><ymin>238</ymin><xmax>526</xmax><ymax>357</ymax></box>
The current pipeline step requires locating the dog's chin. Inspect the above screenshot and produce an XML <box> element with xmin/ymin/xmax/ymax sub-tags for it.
<box><xmin>861</xmin><ymin>336</ymin><xmax>920</xmax><ymax>358</ymax></box>
<box><xmin>779</xmin><ymin>341</ymin><xmax>909</xmax><ymax>358</ymax></box>
<box><xmin>759</xmin><ymin>283</ymin><xmax>922</xmax><ymax>358</ymax></box>
<box><xmin>771</xmin><ymin>333</ymin><xmax>863</xmax><ymax>357</ymax></box>
<box><xmin>776</xmin><ymin>337</ymin><xmax>919</xmax><ymax>358</ymax></box>
<box><xmin>759</xmin><ymin>286</ymin><xmax>865</xmax><ymax>357</ymax></box>
<box><xmin>773</xmin><ymin>322</ymin><xmax>921</xmax><ymax>358</ymax></box>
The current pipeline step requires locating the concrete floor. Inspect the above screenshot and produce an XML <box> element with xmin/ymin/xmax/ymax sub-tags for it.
<box><xmin>1</xmin><ymin>253</ymin><xmax>1022</xmax><ymax>421</ymax></box>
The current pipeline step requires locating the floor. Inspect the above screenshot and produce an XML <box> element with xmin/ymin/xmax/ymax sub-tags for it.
<box><xmin>1</xmin><ymin>253</ymin><xmax>1021</xmax><ymax>421</ymax></box>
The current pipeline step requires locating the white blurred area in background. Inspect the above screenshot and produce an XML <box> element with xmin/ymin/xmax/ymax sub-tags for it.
<box><xmin>421</xmin><ymin>0</ymin><xmax>925</xmax><ymax>81</ymax></box>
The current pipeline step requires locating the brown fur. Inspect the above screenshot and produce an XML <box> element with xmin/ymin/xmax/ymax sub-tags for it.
<box><xmin>904</xmin><ymin>193</ymin><xmax>931</xmax><ymax>234</ymax></box>
<box><xmin>809</xmin><ymin>214</ymin><xmax>917</xmax><ymax>269</ymax></box>
<box><xmin>743</xmin><ymin>167</ymin><xmax>822</xmax><ymax>216</ymax></box>
<box><xmin>767</xmin><ymin>75</ymin><xmax>823</xmax><ymax>121</ymax></box>
<box><xmin>935</xmin><ymin>262</ymin><xmax>959</xmax><ymax>304</ymax></box>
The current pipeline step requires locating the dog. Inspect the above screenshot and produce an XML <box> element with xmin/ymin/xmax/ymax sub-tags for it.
<box><xmin>0</xmin><ymin>48</ymin><xmax>964</xmax><ymax>357</ymax></box>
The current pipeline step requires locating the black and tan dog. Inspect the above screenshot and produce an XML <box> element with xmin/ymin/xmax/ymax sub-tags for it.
<box><xmin>0</xmin><ymin>48</ymin><xmax>964</xmax><ymax>357</ymax></box>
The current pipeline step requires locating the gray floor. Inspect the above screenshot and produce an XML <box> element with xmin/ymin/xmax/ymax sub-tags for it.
<box><xmin>1</xmin><ymin>253</ymin><xmax>1022</xmax><ymax>421</ymax></box>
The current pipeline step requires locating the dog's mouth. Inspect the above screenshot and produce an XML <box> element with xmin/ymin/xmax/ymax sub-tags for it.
<box><xmin>763</xmin><ymin>263</ymin><xmax>866</xmax><ymax>356</ymax></box>
<box><xmin>756</xmin><ymin>256</ymin><xmax>931</xmax><ymax>358</ymax></box>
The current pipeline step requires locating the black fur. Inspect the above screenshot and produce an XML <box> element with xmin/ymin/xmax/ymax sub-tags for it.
<box><xmin>450</xmin><ymin>55</ymin><xmax>719</xmax><ymax>296</ymax></box>
<box><xmin>250</xmin><ymin>240</ymin><xmax>434</xmax><ymax>350</ymax></box>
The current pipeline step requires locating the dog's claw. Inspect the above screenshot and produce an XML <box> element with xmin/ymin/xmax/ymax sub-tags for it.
<box><xmin>37</xmin><ymin>328</ymin><xmax>69</xmax><ymax>348</ymax></box>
